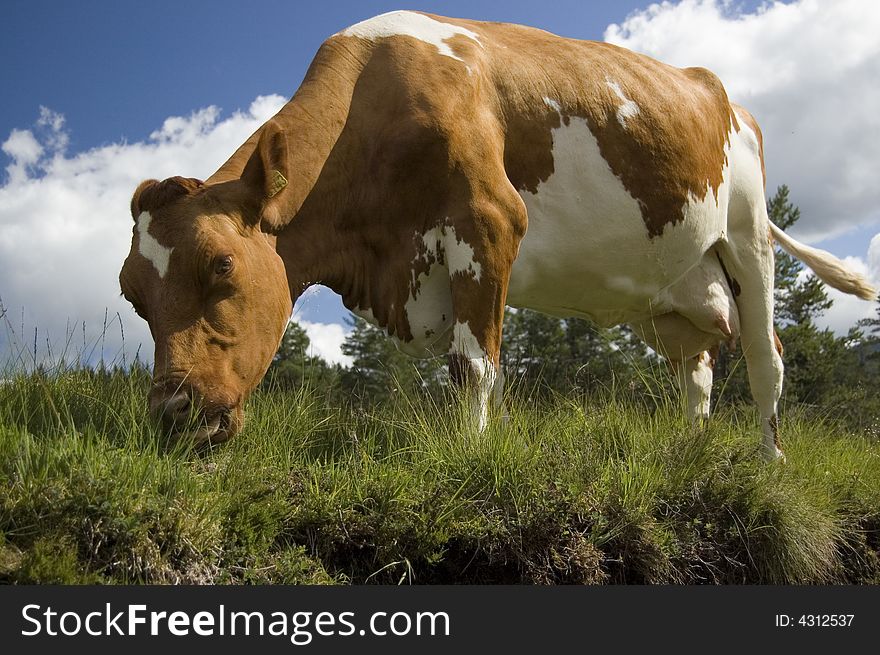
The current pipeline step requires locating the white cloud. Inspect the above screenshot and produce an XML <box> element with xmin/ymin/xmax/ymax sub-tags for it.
<box><xmin>2</xmin><ymin>129</ymin><xmax>43</xmax><ymax>185</ymax></box>
<box><xmin>605</xmin><ymin>0</ymin><xmax>880</xmax><ymax>333</ymax></box>
<box><xmin>0</xmin><ymin>95</ymin><xmax>287</xmax><ymax>369</ymax></box>
<box><xmin>36</xmin><ymin>106</ymin><xmax>69</xmax><ymax>154</ymax></box>
<box><xmin>297</xmin><ymin>320</ymin><xmax>353</xmax><ymax>367</ymax></box>
<box><xmin>605</xmin><ymin>0</ymin><xmax>880</xmax><ymax>242</ymax></box>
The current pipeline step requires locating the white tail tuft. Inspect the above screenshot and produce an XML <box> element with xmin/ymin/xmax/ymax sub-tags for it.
<box><xmin>769</xmin><ymin>222</ymin><xmax>877</xmax><ymax>301</ymax></box>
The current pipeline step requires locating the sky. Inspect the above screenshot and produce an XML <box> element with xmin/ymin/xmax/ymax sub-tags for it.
<box><xmin>1</xmin><ymin>0</ymin><xmax>879</xmax><ymax>369</ymax></box>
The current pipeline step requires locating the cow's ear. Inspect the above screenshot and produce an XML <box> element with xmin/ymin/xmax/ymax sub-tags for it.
<box><xmin>242</xmin><ymin>120</ymin><xmax>291</xmax><ymax>232</ymax></box>
<box><xmin>131</xmin><ymin>179</ymin><xmax>160</xmax><ymax>219</ymax></box>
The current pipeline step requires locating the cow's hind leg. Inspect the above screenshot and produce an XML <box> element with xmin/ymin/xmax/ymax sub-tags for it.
<box><xmin>719</xmin><ymin>232</ymin><xmax>785</xmax><ymax>461</ymax></box>
<box><xmin>671</xmin><ymin>350</ymin><xmax>716</xmax><ymax>423</ymax></box>
<box><xmin>631</xmin><ymin>314</ymin><xmax>721</xmax><ymax>424</ymax></box>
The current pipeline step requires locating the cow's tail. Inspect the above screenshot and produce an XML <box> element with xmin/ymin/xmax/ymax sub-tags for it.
<box><xmin>769</xmin><ymin>222</ymin><xmax>877</xmax><ymax>300</ymax></box>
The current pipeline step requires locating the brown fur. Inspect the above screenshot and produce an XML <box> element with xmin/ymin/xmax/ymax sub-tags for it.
<box><xmin>774</xmin><ymin>330</ymin><xmax>784</xmax><ymax>358</ymax></box>
<box><xmin>131</xmin><ymin>177</ymin><xmax>205</xmax><ymax>218</ymax></box>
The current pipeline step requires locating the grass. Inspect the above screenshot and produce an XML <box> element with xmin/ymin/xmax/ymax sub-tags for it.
<box><xmin>0</xmin><ymin>366</ymin><xmax>878</xmax><ymax>584</ymax></box>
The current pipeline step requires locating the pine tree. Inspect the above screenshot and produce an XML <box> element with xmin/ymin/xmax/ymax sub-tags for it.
<box><xmin>338</xmin><ymin>316</ymin><xmax>445</xmax><ymax>404</ymax></box>
<box><xmin>263</xmin><ymin>321</ymin><xmax>336</xmax><ymax>390</ymax></box>
<box><xmin>501</xmin><ymin>308</ymin><xmax>567</xmax><ymax>393</ymax></box>
<box><xmin>276</xmin><ymin>320</ymin><xmax>311</xmax><ymax>359</ymax></box>
<box><xmin>501</xmin><ymin>309</ymin><xmax>650</xmax><ymax>397</ymax></box>
<box><xmin>856</xmin><ymin>295</ymin><xmax>880</xmax><ymax>342</ymax></box>
<box><xmin>770</xmin><ymin>185</ymin><xmax>832</xmax><ymax>324</ymax></box>
<box><xmin>855</xmin><ymin>295</ymin><xmax>880</xmax><ymax>373</ymax></box>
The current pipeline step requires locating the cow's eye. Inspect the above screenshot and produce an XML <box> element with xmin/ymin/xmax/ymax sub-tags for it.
<box><xmin>214</xmin><ymin>255</ymin><xmax>234</xmax><ymax>276</ymax></box>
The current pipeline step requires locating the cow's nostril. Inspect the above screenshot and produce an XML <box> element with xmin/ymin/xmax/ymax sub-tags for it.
<box><xmin>151</xmin><ymin>390</ymin><xmax>194</xmax><ymax>431</ymax></box>
<box><xmin>166</xmin><ymin>393</ymin><xmax>191</xmax><ymax>418</ymax></box>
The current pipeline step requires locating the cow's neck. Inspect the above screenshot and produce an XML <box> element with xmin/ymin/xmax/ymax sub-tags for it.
<box><xmin>213</xmin><ymin>40</ymin><xmax>372</xmax><ymax>307</ymax></box>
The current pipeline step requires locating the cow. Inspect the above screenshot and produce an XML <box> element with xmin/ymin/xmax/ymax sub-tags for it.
<box><xmin>119</xmin><ymin>11</ymin><xmax>876</xmax><ymax>461</ymax></box>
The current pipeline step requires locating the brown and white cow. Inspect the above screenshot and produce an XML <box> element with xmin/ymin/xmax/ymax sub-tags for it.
<box><xmin>119</xmin><ymin>11</ymin><xmax>875</xmax><ymax>460</ymax></box>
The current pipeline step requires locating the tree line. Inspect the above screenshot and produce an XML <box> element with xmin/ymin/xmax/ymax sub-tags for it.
<box><xmin>265</xmin><ymin>186</ymin><xmax>880</xmax><ymax>428</ymax></box>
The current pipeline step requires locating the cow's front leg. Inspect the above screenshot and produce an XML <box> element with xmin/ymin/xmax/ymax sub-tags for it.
<box><xmin>436</xmin><ymin>117</ymin><xmax>527</xmax><ymax>431</ymax></box>
<box><xmin>444</xmin><ymin>194</ymin><xmax>525</xmax><ymax>431</ymax></box>
<box><xmin>448</xmin><ymin>333</ymin><xmax>498</xmax><ymax>431</ymax></box>
<box><xmin>445</xmin><ymin>248</ymin><xmax>511</xmax><ymax>431</ymax></box>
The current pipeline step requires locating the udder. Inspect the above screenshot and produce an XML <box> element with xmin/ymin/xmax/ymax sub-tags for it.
<box><xmin>632</xmin><ymin>248</ymin><xmax>740</xmax><ymax>360</ymax></box>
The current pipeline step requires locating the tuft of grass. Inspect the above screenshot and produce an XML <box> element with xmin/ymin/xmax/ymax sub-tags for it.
<box><xmin>0</xmin><ymin>367</ymin><xmax>878</xmax><ymax>584</ymax></box>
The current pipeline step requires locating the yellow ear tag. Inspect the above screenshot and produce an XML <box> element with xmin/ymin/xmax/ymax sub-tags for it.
<box><xmin>267</xmin><ymin>169</ymin><xmax>288</xmax><ymax>198</ymax></box>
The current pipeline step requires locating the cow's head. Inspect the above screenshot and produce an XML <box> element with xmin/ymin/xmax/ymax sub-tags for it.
<box><xmin>119</xmin><ymin>126</ymin><xmax>294</xmax><ymax>444</ymax></box>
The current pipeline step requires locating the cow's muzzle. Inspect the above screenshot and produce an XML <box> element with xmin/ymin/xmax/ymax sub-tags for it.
<box><xmin>149</xmin><ymin>382</ymin><xmax>237</xmax><ymax>446</ymax></box>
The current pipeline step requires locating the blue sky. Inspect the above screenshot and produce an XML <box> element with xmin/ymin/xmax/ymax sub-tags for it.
<box><xmin>1</xmin><ymin>1</ymin><xmax>878</xmax><ymax>366</ymax></box>
<box><xmin>3</xmin><ymin>1</ymin><xmax>655</xmax><ymax>152</ymax></box>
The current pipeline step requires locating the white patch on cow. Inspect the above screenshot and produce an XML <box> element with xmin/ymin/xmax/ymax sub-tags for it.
<box><xmin>683</xmin><ymin>164</ymin><xmax>730</xmax><ymax>225</ymax></box>
<box><xmin>136</xmin><ymin>211</ymin><xmax>172</xmax><ymax>278</ymax></box>
<box><xmin>729</xmin><ymin>111</ymin><xmax>765</xmax><ymax>209</ymax></box>
<box><xmin>732</xmin><ymin>110</ymin><xmax>760</xmax><ymax>162</ymax></box>
<box><xmin>398</xmin><ymin>224</ymin><xmax>483</xmax><ymax>356</ymax></box>
<box><xmin>507</xmin><ymin>105</ymin><xmax>730</xmax><ymax>329</ymax></box>
<box><xmin>450</xmin><ymin>320</ymin><xmax>496</xmax><ymax>431</ymax></box>
<box><xmin>416</xmin><ymin>224</ymin><xmax>483</xmax><ymax>280</ymax></box>
<box><xmin>437</xmin><ymin>226</ymin><xmax>482</xmax><ymax>281</ymax></box>
<box><xmin>338</xmin><ymin>10</ymin><xmax>482</xmax><ymax>65</ymax></box>
<box><xmin>543</xmin><ymin>97</ymin><xmax>561</xmax><ymax>112</ymax></box>
<box><xmin>605</xmin><ymin>78</ymin><xmax>640</xmax><ymax>128</ymax></box>
<box><xmin>402</xmin><ymin>258</ymin><xmax>453</xmax><ymax>356</ymax></box>
<box><xmin>507</xmin><ymin>112</ymin><xmax>650</xmax><ymax>325</ymax></box>
<box><xmin>450</xmin><ymin>320</ymin><xmax>485</xmax><ymax>359</ymax></box>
